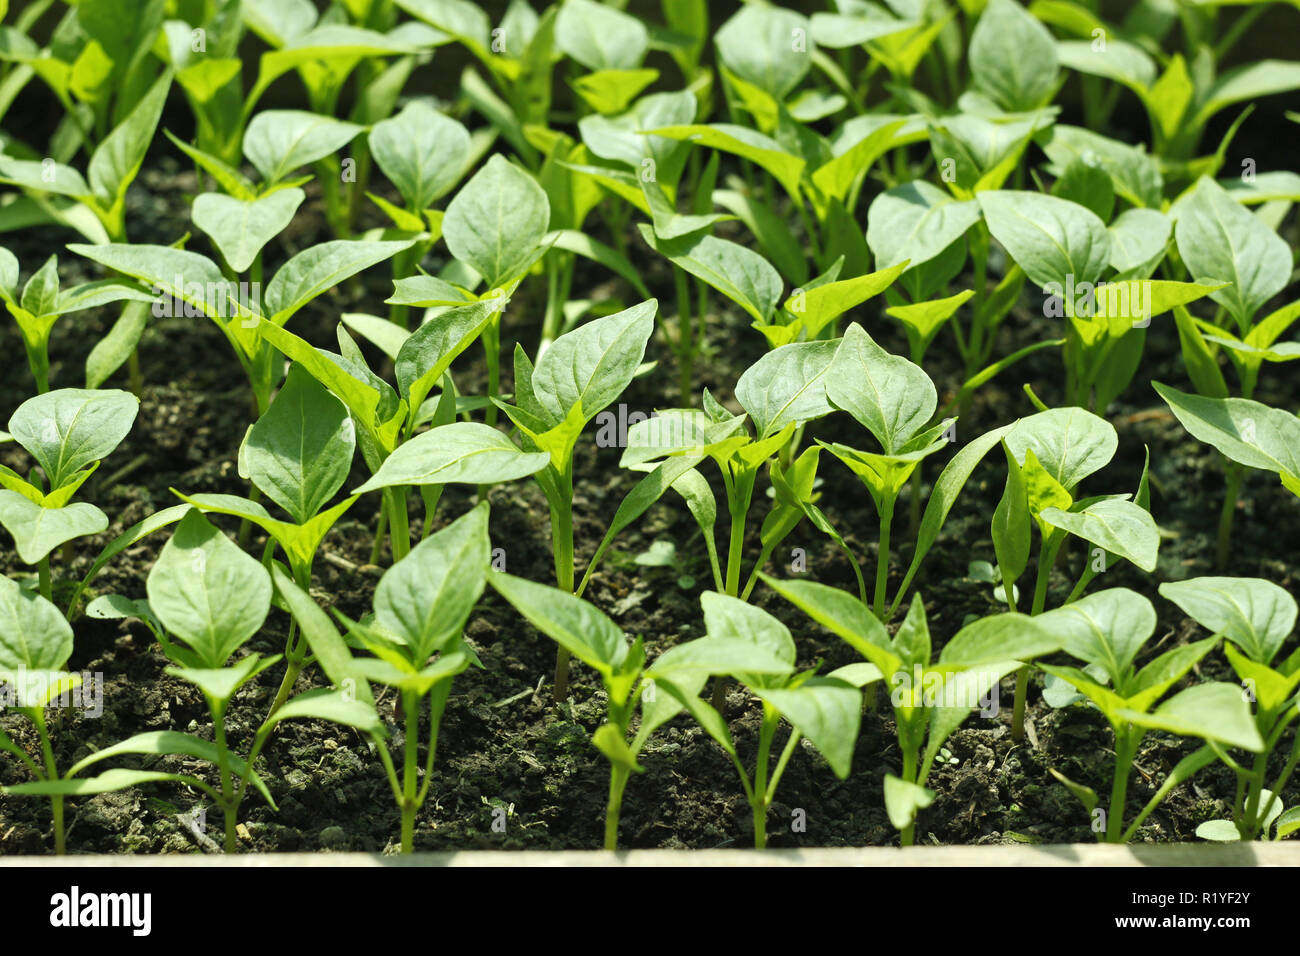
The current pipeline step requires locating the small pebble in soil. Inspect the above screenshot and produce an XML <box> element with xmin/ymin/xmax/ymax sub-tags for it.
<box><xmin>319</xmin><ymin>825</ymin><xmax>348</xmax><ymax>850</ymax></box>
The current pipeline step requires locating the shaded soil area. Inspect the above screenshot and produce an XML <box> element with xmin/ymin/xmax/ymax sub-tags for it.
<box><xmin>0</xmin><ymin>146</ymin><xmax>1297</xmax><ymax>855</ymax></box>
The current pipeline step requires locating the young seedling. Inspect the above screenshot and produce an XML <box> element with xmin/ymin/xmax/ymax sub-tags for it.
<box><xmin>0</xmin><ymin>388</ymin><xmax>138</xmax><ymax>601</ymax></box>
<box><xmin>1034</xmin><ymin>587</ymin><xmax>1263</xmax><ymax>843</ymax></box>
<box><xmin>763</xmin><ymin>575</ymin><xmax>1059</xmax><ymax>845</ymax></box>
<box><xmin>650</xmin><ymin>592</ymin><xmax>870</xmax><ymax>848</ymax></box>
<box><xmin>0</xmin><ymin>249</ymin><xmax>154</xmax><ymax>392</ymax></box>
<box><xmin>1159</xmin><ymin>577</ymin><xmax>1300</xmax><ymax>841</ymax></box>
<box><xmin>170</xmin><ymin>363</ymin><xmax>361</xmax><ymax>715</ymax></box>
<box><xmin>26</xmin><ymin>509</ymin><xmax>381</xmax><ymax>853</ymax></box>
<box><xmin>494</xmin><ymin>300</ymin><xmax>657</xmax><ymax>697</ymax></box>
<box><xmin>323</xmin><ymin>503</ymin><xmax>492</xmax><ymax>852</ymax></box>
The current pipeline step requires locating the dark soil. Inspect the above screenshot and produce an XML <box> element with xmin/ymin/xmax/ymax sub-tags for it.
<box><xmin>1</xmin><ymin>128</ymin><xmax>1298</xmax><ymax>855</ymax></box>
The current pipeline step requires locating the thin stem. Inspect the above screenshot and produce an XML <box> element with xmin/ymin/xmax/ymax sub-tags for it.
<box><xmin>549</xmin><ymin>471</ymin><xmax>575</xmax><ymax>701</ymax></box>
<box><xmin>604</xmin><ymin>764</ymin><xmax>630</xmax><ymax>850</ymax></box>
<box><xmin>384</xmin><ymin>486</ymin><xmax>411</xmax><ymax>563</ymax></box>
<box><xmin>209</xmin><ymin>698</ymin><xmax>237</xmax><ymax>853</ymax></box>
<box><xmin>37</xmin><ymin>555</ymin><xmax>52</xmax><ymax>602</ymax></box>
<box><xmin>400</xmin><ymin>689</ymin><xmax>419</xmax><ymax>853</ymax></box>
<box><xmin>1217</xmin><ymin>460</ymin><xmax>1243</xmax><ymax>570</ymax></box>
<box><xmin>873</xmin><ymin>501</ymin><xmax>894</xmax><ymax>619</ymax></box>
<box><xmin>1106</xmin><ymin>731</ymin><xmax>1138</xmax><ymax>843</ymax></box>
<box><xmin>32</xmin><ymin>709</ymin><xmax>64</xmax><ymax>854</ymax></box>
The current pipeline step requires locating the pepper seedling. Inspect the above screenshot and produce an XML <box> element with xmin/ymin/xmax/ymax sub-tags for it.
<box><xmin>0</xmin><ymin>388</ymin><xmax>138</xmax><ymax>601</ymax></box>
<box><xmin>1035</xmin><ymin>587</ymin><xmax>1264</xmax><ymax>843</ymax></box>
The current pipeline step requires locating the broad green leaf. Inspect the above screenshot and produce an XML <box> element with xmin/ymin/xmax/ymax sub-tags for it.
<box><xmin>1004</xmin><ymin>406</ymin><xmax>1117</xmax><ymax>491</ymax></box>
<box><xmin>243</xmin><ymin>364</ymin><xmax>354</xmax><ymax>524</ymax></box>
<box><xmin>571</xmin><ymin>68</ymin><xmax>659</xmax><ymax>115</ymax></box>
<box><xmin>736</xmin><ymin>339</ymin><xmax>838</xmax><ymax>439</ymax></box>
<box><xmin>488</xmin><ymin>572</ymin><xmax>628</xmax><ymax>675</ymax></box>
<box><xmin>969</xmin><ymin>0</ymin><xmax>1059</xmax><ymax>111</ymax></box>
<box><xmin>243</xmin><ymin>110</ymin><xmax>364</xmax><ymax>185</ymax></box>
<box><xmin>1159</xmin><ymin>577</ymin><xmax>1297</xmax><ymax>665</ymax></box>
<box><xmin>760</xmin><ymin>575</ymin><xmax>899</xmax><ymax>675</ymax></box>
<box><xmin>1154</xmin><ymin>382</ymin><xmax>1300</xmax><ymax>483</ymax></box>
<box><xmin>1055</xmin><ymin>37</ymin><xmax>1157</xmax><ymax>90</ymax></box>
<box><xmin>443</xmin><ymin>154</ymin><xmax>549</xmax><ymax>289</ymax></box>
<box><xmin>1038</xmin><ymin>125</ymin><xmax>1162</xmax><ymax>209</ymax></box>
<box><xmin>370</xmin><ymin>101</ymin><xmax>471</xmax><ymax>210</ymax></box>
<box><xmin>647</xmin><ymin>636</ymin><xmax>796</xmax><ymax>681</ymax></box>
<box><xmin>555</xmin><ymin>0</ymin><xmax>647</xmax><ymax>71</ymax></box>
<box><xmin>991</xmin><ymin>442</ymin><xmax>1031</xmax><ymax>593</ymax></box>
<box><xmin>978</xmin><ymin>190</ymin><xmax>1111</xmax><ymax>290</ymax></box>
<box><xmin>167</xmin><ymin>653</ymin><xmax>280</xmax><ymax>705</ymax></box>
<box><xmin>1107</xmin><ymin>208</ymin><xmax>1170</xmax><ymax>275</ymax></box>
<box><xmin>87</xmin><ymin>70</ymin><xmax>171</xmax><ymax>207</ymax></box>
<box><xmin>885</xmin><ymin>289</ymin><xmax>974</xmax><ymax>353</ymax></box>
<box><xmin>7</xmin><ymin>388</ymin><xmax>138</xmax><ymax>488</ymax></box>
<box><xmin>826</xmin><ymin>324</ymin><xmax>935</xmax><ymax>454</ymax></box>
<box><xmin>192</xmin><ymin>188</ymin><xmax>304</xmax><ymax>273</ymax></box>
<box><xmin>638</xmin><ymin>225</ymin><xmax>782</xmax><ymax>324</ymax></box>
<box><xmin>262</xmin><ymin>687</ymin><xmax>383</xmax><ymax>737</ymax></box>
<box><xmin>0</xmin><ymin>157</ymin><xmax>92</xmax><ymax>199</ymax></box>
<box><xmin>577</xmin><ymin>89</ymin><xmax>696</xmax><ymax>185</ymax></box>
<box><xmin>700</xmin><ymin>590</ymin><xmax>796</xmax><ymax>667</ymax></box>
<box><xmin>0</xmin><ymin>574</ymin><xmax>72</xmax><ymax>670</ymax></box>
<box><xmin>1196</xmin><ymin>60</ymin><xmax>1300</xmax><ymax>128</ymax></box>
<box><xmin>867</xmin><ymin>180</ymin><xmax>980</xmax><ymax>270</ymax></box>
<box><xmin>713</xmin><ymin>189</ymin><xmax>808</xmax><ymax>287</ymax></box>
<box><xmin>753</xmin><ymin>677</ymin><xmax>862</xmax><ymax>779</ymax></box>
<box><xmin>394</xmin><ymin>299</ymin><xmax>500</xmax><ymax>414</ymax></box>
<box><xmin>940</xmin><ymin>612</ymin><xmax>1059</xmax><ymax>666</ymax></box>
<box><xmin>265</xmin><ymin>238</ymin><xmax>415</xmax><ymax>325</ymax></box>
<box><xmin>530</xmin><ymin>299</ymin><xmax>657</xmax><ymax>427</ymax></box>
<box><xmin>1035</xmin><ymin>587</ymin><xmax>1155</xmax><ymax>685</ymax></box>
<box><xmin>1120</xmin><ymin>682</ymin><xmax>1264</xmax><ymax>752</ymax></box>
<box><xmin>715</xmin><ymin>3</ymin><xmax>810</xmax><ymax>99</ymax></box>
<box><xmin>146</xmin><ymin>510</ymin><xmax>272</xmax><ymax>669</ymax></box>
<box><xmin>651</xmin><ymin>125</ymin><xmax>805</xmax><ymax>203</ymax></box>
<box><xmin>355</xmin><ymin>422</ymin><xmax>548</xmax><ymax>491</ymax></box>
<box><xmin>1039</xmin><ymin>498</ymin><xmax>1159</xmax><ymax>572</ymax></box>
<box><xmin>785</xmin><ymin>264</ymin><xmax>908</xmax><ymax>339</ymax></box>
<box><xmin>1052</xmin><ymin>158</ymin><xmax>1115</xmax><ymax>223</ymax></box>
<box><xmin>0</xmin><ymin>493</ymin><xmax>108</xmax><ymax>564</ymax></box>
<box><xmin>68</xmin><ymin>243</ymin><xmax>232</xmax><ymax>321</ymax></box>
<box><xmin>1174</xmin><ymin>177</ymin><xmax>1291</xmax><ymax>328</ymax></box>
<box><xmin>545</xmin><ymin>229</ymin><xmax>650</xmax><ymax>297</ymax></box>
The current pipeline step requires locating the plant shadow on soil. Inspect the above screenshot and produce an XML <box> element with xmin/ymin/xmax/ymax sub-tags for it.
<box><xmin>0</xmin><ymin>150</ymin><xmax>1297</xmax><ymax>855</ymax></box>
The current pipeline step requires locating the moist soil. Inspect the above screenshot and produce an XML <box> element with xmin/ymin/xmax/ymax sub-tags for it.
<box><xmin>0</xmin><ymin>146</ymin><xmax>1297</xmax><ymax>855</ymax></box>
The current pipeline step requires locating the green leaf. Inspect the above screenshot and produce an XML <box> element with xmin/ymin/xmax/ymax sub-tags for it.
<box><xmin>638</xmin><ymin>225</ymin><xmax>783</xmax><ymax>324</ymax></box>
<box><xmin>736</xmin><ymin>340</ymin><xmax>838</xmax><ymax>439</ymax></box>
<box><xmin>264</xmin><ymin>687</ymin><xmax>383</xmax><ymax>738</ymax></box>
<box><xmin>0</xmin><ymin>493</ymin><xmax>108</xmax><ymax>564</ymax></box>
<box><xmin>1039</xmin><ymin>498</ymin><xmax>1159</xmax><ymax>572</ymax></box>
<box><xmin>1004</xmin><ymin>406</ymin><xmax>1117</xmax><ymax>491</ymax></box>
<box><xmin>867</xmin><ymin>180</ymin><xmax>980</xmax><ymax>270</ymax></box>
<box><xmin>753</xmin><ymin>677</ymin><xmax>862</xmax><ymax>779</ymax></box>
<box><xmin>883</xmin><ymin>773</ymin><xmax>936</xmax><ymax>830</ymax></box>
<box><xmin>555</xmin><ymin>0</ymin><xmax>647</xmax><ymax>71</ymax></box>
<box><xmin>442</xmin><ymin>154</ymin><xmax>549</xmax><ymax>289</ymax></box>
<box><xmin>715</xmin><ymin>3</ymin><xmax>810</xmax><ymax>99</ymax></box>
<box><xmin>1038</xmin><ymin>125</ymin><xmax>1162</xmax><ymax>209</ymax></box>
<box><xmin>648</xmin><ymin>636</ymin><xmax>796</xmax><ymax>682</ymax></box>
<box><xmin>266</xmin><ymin>239</ymin><xmax>415</xmax><ymax>326</ymax></box>
<box><xmin>1055</xmin><ymin>37</ymin><xmax>1156</xmax><ymax>90</ymax></box>
<box><xmin>1107</xmin><ymin>208</ymin><xmax>1170</xmax><ymax>275</ymax></box>
<box><xmin>786</xmin><ymin>264</ymin><xmax>907</xmax><ymax>340</ymax></box>
<box><xmin>87</xmin><ymin>70</ymin><xmax>171</xmax><ymax>208</ymax></box>
<box><xmin>168</xmin><ymin>652</ymin><xmax>280</xmax><ymax>705</ymax></box>
<box><xmin>577</xmin><ymin>89</ymin><xmax>696</xmax><ymax>184</ymax></box>
<box><xmin>978</xmin><ymin>190</ymin><xmax>1110</xmax><ymax>290</ymax></box>
<box><xmin>940</xmin><ymin>612</ymin><xmax>1059</xmax><ymax>666</ymax></box>
<box><xmin>243</xmin><ymin>363</ymin><xmax>355</xmax><ymax>524</ymax></box>
<box><xmin>243</xmin><ymin>110</ymin><xmax>364</xmax><ymax>185</ymax></box>
<box><xmin>1174</xmin><ymin>177</ymin><xmax>1291</xmax><ymax>328</ymax></box>
<box><xmin>1154</xmin><ymin>382</ymin><xmax>1300</xmax><ymax>483</ymax></box>
<box><xmin>1196</xmin><ymin>819</ymin><xmax>1242</xmax><ymax>842</ymax></box>
<box><xmin>571</xmin><ymin>68</ymin><xmax>659</xmax><ymax>115</ymax></box>
<box><xmin>1034</xmin><ymin>587</ymin><xmax>1155</xmax><ymax>686</ymax></box>
<box><xmin>395</xmin><ymin>299</ymin><xmax>500</xmax><ymax>414</ymax></box>
<box><xmin>650</xmin><ymin>125</ymin><xmax>805</xmax><ymax>203</ymax></box>
<box><xmin>760</xmin><ymin>575</ymin><xmax>899</xmax><ymax>676</ymax></box>
<box><xmin>826</xmin><ymin>324</ymin><xmax>935</xmax><ymax>454</ymax></box>
<box><xmin>68</xmin><ymin>243</ymin><xmax>233</xmax><ymax>321</ymax></box>
<box><xmin>146</xmin><ymin>510</ymin><xmax>272</xmax><ymax>669</ymax></box>
<box><xmin>885</xmin><ymin>289</ymin><xmax>974</xmax><ymax>354</ymax></box>
<box><xmin>374</xmin><ymin>501</ymin><xmax>490</xmax><ymax>663</ymax></box>
<box><xmin>192</xmin><ymin>188</ymin><xmax>304</xmax><ymax>273</ymax></box>
<box><xmin>4</xmin><ymin>768</ymin><xmax>204</xmax><ymax>798</ymax></box>
<box><xmin>1120</xmin><ymin>682</ymin><xmax>1264</xmax><ymax>752</ymax></box>
<box><xmin>0</xmin><ymin>574</ymin><xmax>72</xmax><ymax>670</ymax></box>
<box><xmin>488</xmin><ymin>572</ymin><xmax>628</xmax><ymax>675</ymax></box>
<box><xmin>7</xmin><ymin>387</ymin><xmax>138</xmax><ymax>489</ymax></box>
<box><xmin>968</xmin><ymin>0</ymin><xmax>1059</xmax><ymax>111</ymax></box>
<box><xmin>592</xmin><ymin>722</ymin><xmax>644</xmax><ymax>772</ymax></box>
<box><xmin>530</xmin><ymin>299</ymin><xmax>657</xmax><ymax>427</ymax></box>
<box><xmin>355</xmin><ymin>422</ymin><xmax>548</xmax><ymax>492</ymax></box>
<box><xmin>370</xmin><ymin>101</ymin><xmax>470</xmax><ymax>210</ymax></box>
<box><xmin>1196</xmin><ymin>60</ymin><xmax>1300</xmax><ymax>129</ymax></box>
<box><xmin>1159</xmin><ymin>577</ymin><xmax>1297</xmax><ymax>665</ymax></box>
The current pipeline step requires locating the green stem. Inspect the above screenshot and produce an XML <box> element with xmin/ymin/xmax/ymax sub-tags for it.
<box><xmin>484</xmin><ymin>319</ymin><xmax>501</xmax><ymax>428</ymax></box>
<box><xmin>1217</xmin><ymin>460</ymin><xmax>1243</xmax><ymax>570</ymax></box>
<box><xmin>37</xmin><ymin>555</ymin><xmax>52</xmax><ymax>602</ymax></box>
<box><xmin>384</xmin><ymin>486</ymin><xmax>411</xmax><ymax>563</ymax></box>
<box><xmin>675</xmin><ymin>266</ymin><xmax>694</xmax><ymax>407</ymax></box>
<box><xmin>1106</xmin><ymin>731</ymin><xmax>1138</xmax><ymax>843</ymax></box>
<box><xmin>874</xmin><ymin>501</ymin><xmax>894</xmax><ymax>619</ymax></box>
<box><xmin>32</xmin><ymin>709</ymin><xmax>64</xmax><ymax>854</ymax></box>
<box><xmin>209</xmin><ymin>698</ymin><xmax>237</xmax><ymax>853</ymax></box>
<box><xmin>1012</xmin><ymin>541</ymin><xmax>1056</xmax><ymax>740</ymax></box>
<box><xmin>400</xmin><ymin>689</ymin><xmax>418</xmax><ymax>853</ymax></box>
<box><xmin>604</xmin><ymin>763</ymin><xmax>630</xmax><ymax>850</ymax></box>
<box><xmin>549</xmin><ymin>471</ymin><xmax>575</xmax><ymax>701</ymax></box>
